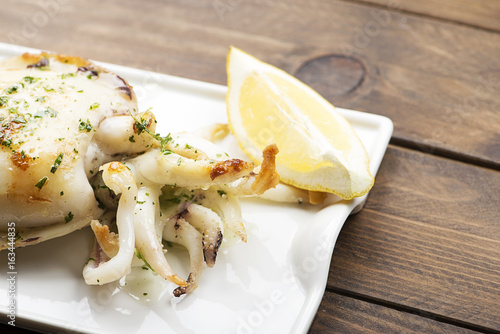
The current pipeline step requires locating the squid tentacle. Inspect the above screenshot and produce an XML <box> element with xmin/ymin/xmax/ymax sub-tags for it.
<box><xmin>81</xmin><ymin>133</ymin><xmax>281</xmax><ymax>295</ymax></box>
<box><xmin>83</xmin><ymin>162</ymin><xmax>137</xmax><ymax>285</ymax></box>
<box><xmin>162</xmin><ymin>215</ymin><xmax>205</xmax><ymax>297</ymax></box>
<box><xmin>128</xmin><ymin>149</ymin><xmax>254</xmax><ymax>189</ymax></box>
<box><xmin>133</xmin><ymin>185</ymin><xmax>187</xmax><ymax>287</ymax></box>
<box><xmin>182</xmin><ymin>204</ymin><xmax>224</xmax><ymax>268</ymax></box>
<box><xmin>199</xmin><ymin>189</ymin><xmax>246</xmax><ymax>243</ymax></box>
<box><xmin>213</xmin><ymin>144</ymin><xmax>280</xmax><ymax>198</ymax></box>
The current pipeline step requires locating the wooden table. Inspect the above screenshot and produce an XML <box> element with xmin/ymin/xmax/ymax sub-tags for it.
<box><xmin>1</xmin><ymin>1</ymin><xmax>499</xmax><ymax>333</ymax></box>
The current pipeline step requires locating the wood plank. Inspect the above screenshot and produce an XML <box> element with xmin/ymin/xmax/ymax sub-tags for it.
<box><xmin>353</xmin><ymin>0</ymin><xmax>500</xmax><ymax>32</ymax></box>
<box><xmin>328</xmin><ymin>145</ymin><xmax>500</xmax><ymax>330</ymax></box>
<box><xmin>0</xmin><ymin>1</ymin><xmax>499</xmax><ymax>332</ymax></box>
<box><xmin>308</xmin><ymin>291</ymin><xmax>483</xmax><ymax>333</ymax></box>
<box><xmin>0</xmin><ymin>1</ymin><xmax>499</xmax><ymax>164</ymax></box>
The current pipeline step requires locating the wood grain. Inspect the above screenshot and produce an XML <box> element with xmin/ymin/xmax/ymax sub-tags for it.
<box><xmin>351</xmin><ymin>0</ymin><xmax>500</xmax><ymax>32</ymax></box>
<box><xmin>0</xmin><ymin>0</ymin><xmax>499</xmax><ymax>165</ymax></box>
<box><xmin>328</xmin><ymin>145</ymin><xmax>500</xmax><ymax>330</ymax></box>
<box><xmin>0</xmin><ymin>1</ymin><xmax>499</xmax><ymax>333</ymax></box>
<box><xmin>308</xmin><ymin>291</ymin><xmax>483</xmax><ymax>334</ymax></box>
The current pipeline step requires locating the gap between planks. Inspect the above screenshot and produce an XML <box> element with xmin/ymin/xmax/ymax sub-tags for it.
<box><xmin>389</xmin><ymin>137</ymin><xmax>500</xmax><ymax>171</ymax></box>
<box><xmin>327</xmin><ymin>287</ymin><xmax>500</xmax><ymax>334</ymax></box>
<box><xmin>336</xmin><ymin>0</ymin><xmax>500</xmax><ymax>35</ymax></box>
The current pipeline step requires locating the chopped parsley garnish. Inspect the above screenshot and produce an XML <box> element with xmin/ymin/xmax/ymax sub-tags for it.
<box><xmin>12</xmin><ymin>114</ymin><xmax>26</xmax><ymax>124</ymax></box>
<box><xmin>0</xmin><ymin>96</ymin><xmax>8</xmax><ymax>107</ymax></box>
<box><xmin>165</xmin><ymin>196</ymin><xmax>181</xmax><ymax>204</ymax></box>
<box><xmin>60</xmin><ymin>73</ymin><xmax>75</xmax><ymax>79</ymax></box>
<box><xmin>135</xmin><ymin>249</ymin><xmax>155</xmax><ymax>272</ymax></box>
<box><xmin>128</xmin><ymin>135</ymin><xmax>135</xmax><ymax>142</ymax></box>
<box><xmin>50</xmin><ymin>153</ymin><xmax>64</xmax><ymax>173</ymax></box>
<box><xmin>45</xmin><ymin>107</ymin><xmax>57</xmax><ymax>117</ymax></box>
<box><xmin>35</xmin><ymin>107</ymin><xmax>57</xmax><ymax>118</ymax></box>
<box><xmin>134</xmin><ymin>117</ymin><xmax>149</xmax><ymax>135</ymax></box>
<box><xmin>23</xmin><ymin>76</ymin><xmax>38</xmax><ymax>84</ymax></box>
<box><xmin>157</xmin><ymin>132</ymin><xmax>174</xmax><ymax>151</ymax></box>
<box><xmin>89</xmin><ymin>102</ymin><xmax>100</xmax><ymax>110</ymax></box>
<box><xmin>217</xmin><ymin>190</ymin><xmax>227</xmax><ymax>196</ymax></box>
<box><xmin>78</xmin><ymin>119</ymin><xmax>93</xmax><ymax>132</ymax></box>
<box><xmin>130</xmin><ymin>110</ymin><xmax>174</xmax><ymax>154</ymax></box>
<box><xmin>35</xmin><ymin>176</ymin><xmax>48</xmax><ymax>189</ymax></box>
<box><xmin>6</xmin><ymin>85</ymin><xmax>20</xmax><ymax>94</ymax></box>
<box><xmin>162</xmin><ymin>148</ymin><xmax>173</xmax><ymax>155</ymax></box>
<box><xmin>64</xmin><ymin>211</ymin><xmax>74</xmax><ymax>223</ymax></box>
<box><xmin>15</xmin><ymin>232</ymin><xmax>23</xmax><ymax>242</ymax></box>
<box><xmin>1</xmin><ymin>138</ymin><xmax>13</xmax><ymax>148</ymax></box>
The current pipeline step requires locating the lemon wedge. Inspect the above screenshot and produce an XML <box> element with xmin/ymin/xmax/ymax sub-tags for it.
<box><xmin>226</xmin><ymin>46</ymin><xmax>374</xmax><ymax>200</ymax></box>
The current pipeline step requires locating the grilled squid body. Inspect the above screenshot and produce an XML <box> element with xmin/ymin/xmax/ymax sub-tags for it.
<box><xmin>0</xmin><ymin>53</ymin><xmax>161</xmax><ymax>248</ymax></box>
<box><xmin>0</xmin><ymin>52</ymin><xmax>282</xmax><ymax>297</ymax></box>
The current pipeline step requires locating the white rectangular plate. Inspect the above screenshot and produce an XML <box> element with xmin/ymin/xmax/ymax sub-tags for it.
<box><xmin>0</xmin><ymin>42</ymin><xmax>393</xmax><ymax>334</ymax></box>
